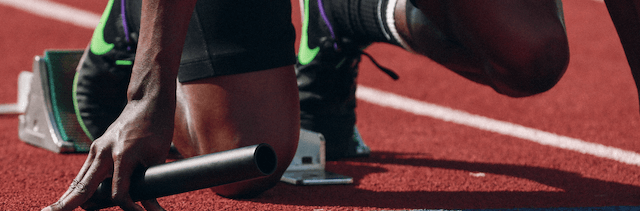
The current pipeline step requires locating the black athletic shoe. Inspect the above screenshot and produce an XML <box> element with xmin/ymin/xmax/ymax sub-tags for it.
<box><xmin>297</xmin><ymin>37</ymin><xmax>368</xmax><ymax>161</ymax></box>
<box><xmin>73</xmin><ymin>0</ymin><xmax>136</xmax><ymax>140</ymax></box>
<box><xmin>297</xmin><ymin>0</ymin><xmax>398</xmax><ymax>160</ymax></box>
<box><xmin>297</xmin><ymin>0</ymin><xmax>366</xmax><ymax>160</ymax></box>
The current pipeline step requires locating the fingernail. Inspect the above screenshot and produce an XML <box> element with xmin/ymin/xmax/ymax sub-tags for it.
<box><xmin>41</xmin><ymin>206</ymin><xmax>52</xmax><ymax>211</ymax></box>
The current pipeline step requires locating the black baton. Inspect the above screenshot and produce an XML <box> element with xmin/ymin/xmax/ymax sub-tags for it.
<box><xmin>82</xmin><ymin>143</ymin><xmax>277</xmax><ymax>210</ymax></box>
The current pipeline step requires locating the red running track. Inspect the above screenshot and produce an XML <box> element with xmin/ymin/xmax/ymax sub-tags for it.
<box><xmin>1</xmin><ymin>0</ymin><xmax>639</xmax><ymax>210</ymax></box>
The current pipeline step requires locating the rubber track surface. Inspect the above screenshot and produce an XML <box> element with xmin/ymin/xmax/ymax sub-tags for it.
<box><xmin>0</xmin><ymin>0</ymin><xmax>639</xmax><ymax>210</ymax></box>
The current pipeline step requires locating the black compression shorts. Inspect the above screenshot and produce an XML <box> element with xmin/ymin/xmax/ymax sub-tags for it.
<box><xmin>125</xmin><ymin>0</ymin><xmax>297</xmax><ymax>83</ymax></box>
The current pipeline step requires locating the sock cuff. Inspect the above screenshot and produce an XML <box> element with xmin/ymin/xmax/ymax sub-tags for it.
<box><xmin>326</xmin><ymin>0</ymin><xmax>413</xmax><ymax>49</ymax></box>
<box><xmin>358</xmin><ymin>0</ymin><xmax>389</xmax><ymax>43</ymax></box>
<box><xmin>376</xmin><ymin>0</ymin><xmax>392</xmax><ymax>41</ymax></box>
<box><xmin>385</xmin><ymin>0</ymin><xmax>413</xmax><ymax>52</ymax></box>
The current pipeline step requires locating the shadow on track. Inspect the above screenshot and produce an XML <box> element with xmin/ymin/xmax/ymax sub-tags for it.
<box><xmin>248</xmin><ymin>151</ymin><xmax>640</xmax><ymax>209</ymax></box>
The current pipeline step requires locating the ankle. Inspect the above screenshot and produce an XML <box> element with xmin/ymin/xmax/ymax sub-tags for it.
<box><xmin>324</xmin><ymin>0</ymin><xmax>401</xmax><ymax>45</ymax></box>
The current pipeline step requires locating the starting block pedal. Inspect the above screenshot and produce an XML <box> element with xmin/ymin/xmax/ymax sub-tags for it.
<box><xmin>280</xmin><ymin>129</ymin><xmax>353</xmax><ymax>185</ymax></box>
<box><xmin>15</xmin><ymin>50</ymin><xmax>353</xmax><ymax>185</ymax></box>
<box><xmin>18</xmin><ymin>50</ymin><xmax>92</xmax><ymax>153</ymax></box>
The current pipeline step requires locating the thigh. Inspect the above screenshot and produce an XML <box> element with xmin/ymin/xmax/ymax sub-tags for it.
<box><xmin>124</xmin><ymin>0</ymin><xmax>297</xmax><ymax>82</ymax></box>
<box><xmin>177</xmin><ymin>0</ymin><xmax>296</xmax><ymax>82</ymax></box>
<box><xmin>173</xmin><ymin>65</ymin><xmax>300</xmax><ymax>198</ymax></box>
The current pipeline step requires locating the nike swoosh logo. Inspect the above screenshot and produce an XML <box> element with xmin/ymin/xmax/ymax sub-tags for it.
<box><xmin>298</xmin><ymin>0</ymin><xmax>319</xmax><ymax>65</ymax></box>
<box><xmin>90</xmin><ymin>0</ymin><xmax>115</xmax><ymax>55</ymax></box>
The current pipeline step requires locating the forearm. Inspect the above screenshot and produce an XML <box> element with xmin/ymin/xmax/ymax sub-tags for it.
<box><xmin>128</xmin><ymin>0</ymin><xmax>197</xmax><ymax>104</ymax></box>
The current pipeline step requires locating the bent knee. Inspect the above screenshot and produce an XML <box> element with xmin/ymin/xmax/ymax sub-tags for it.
<box><xmin>488</xmin><ymin>35</ymin><xmax>569</xmax><ymax>97</ymax></box>
<box><xmin>210</xmin><ymin>133</ymin><xmax>299</xmax><ymax>198</ymax></box>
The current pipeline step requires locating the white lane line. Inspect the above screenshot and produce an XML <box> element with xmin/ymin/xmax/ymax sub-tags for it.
<box><xmin>5</xmin><ymin>0</ymin><xmax>640</xmax><ymax>166</ymax></box>
<box><xmin>0</xmin><ymin>0</ymin><xmax>99</xmax><ymax>29</ymax></box>
<box><xmin>357</xmin><ymin>86</ymin><xmax>640</xmax><ymax>166</ymax></box>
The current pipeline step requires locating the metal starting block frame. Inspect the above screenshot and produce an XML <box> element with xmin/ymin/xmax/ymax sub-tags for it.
<box><xmin>281</xmin><ymin>129</ymin><xmax>353</xmax><ymax>185</ymax></box>
<box><xmin>18</xmin><ymin>50</ymin><xmax>92</xmax><ymax>153</ymax></box>
<box><xmin>10</xmin><ymin>50</ymin><xmax>352</xmax><ymax>185</ymax></box>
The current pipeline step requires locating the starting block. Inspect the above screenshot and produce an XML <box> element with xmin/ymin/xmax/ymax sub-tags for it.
<box><xmin>18</xmin><ymin>50</ymin><xmax>92</xmax><ymax>153</ymax></box>
<box><xmin>281</xmin><ymin>129</ymin><xmax>353</xmax><ymax>185</ymax></box>
<box><xmin>10</xmin><ymin>50</ymin><xmax>352</xmax><ymax>185</ymax></box>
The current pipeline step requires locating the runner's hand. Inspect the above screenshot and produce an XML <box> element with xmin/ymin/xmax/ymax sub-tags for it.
<box><xmin>41</xmin><ymin>99</ymin><xmax>174</xmax><ymax>211</ymax></box>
